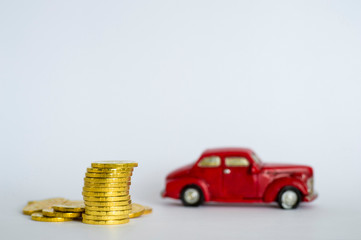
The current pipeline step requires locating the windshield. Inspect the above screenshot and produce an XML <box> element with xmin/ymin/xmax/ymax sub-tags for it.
<box><xmin>251</xmin><ymin>153</ymin><xmax>262</xmax><ymax>165</ymax></box>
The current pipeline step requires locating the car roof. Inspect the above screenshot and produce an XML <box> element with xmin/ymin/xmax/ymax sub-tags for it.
<box><xmin>202</xmin><ymin>147</ymin><xmax>254</xmax><ymax>156</ymax></box>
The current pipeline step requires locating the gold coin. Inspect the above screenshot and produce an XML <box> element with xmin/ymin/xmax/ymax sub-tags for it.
<box><xmin>83</xmin><ymin>181</ymin><xmax>131</xmax><ymax>188</ymax></box>
<box><xmin>85</xmin><ymin>209</ymin><xmax>131</xmax><ymax>216</ymax></box>
<box><xmin>82</xmin><ymin>191</ymin><xmax>129</xmax><ymax>197</ymax></box>
<box><xmin>23</xmin><ymin>198</ymin><xmax>68</xmax><ymax>215</ymax></box>
<box><xmin>85</xmin><ymin>172</ymin><xmax>132</xmax><ymax>178</ymax></box>
<box><xmin>84</xmin><ymin>177</ymin><xmax>131</xmax><ymax>183</ymax></box>
<box><xmin>143</xmin><ymin>206</ymin><xmax>152</xmax><ymax>215</ymax></box>
<box><xmin>91</xmin><ymin>161</ymin><xmax>138</xmax><ymax>169</ymax></box>
<box><xmin>85</xmin><ymin>200</ymin><xmax>131</xmax><ymax>207</ymax></box>
<box><xmin>42</xmin><ymin>208</ymin><xmax>82</xmax><ymax>218</ymax></box>
<box><xmin>82</xmin><ymin>218</ymin><xmax>129</xmax><ymax>225</ymax></box>
<box><xmin>129</xmin><ymin>203</ymin><xmax>145</xmax><ymax>218</ymax></box>
<box><xmin>31</xmin><ymin>212</ymin><xmax>72</xmax><ymax>222</ymax></box>
<box><xmin>83</xmin><ymin>187</ymin><xmax>129</xmax><ymax>192</ymax></box>
<box><xmin>87</xmin><ymin>168</ymin><xmax>133</xmax><ymax>173</ymax></box>
<box><xmin>53</xmin><ymin>200</ymin><xmax>85</xmax><ymax>213</ymax></box>
<box><xmin>82</xmin><ymin>213</ymin><xmax>128</xmax><ymax>221</ymax></box>
<box><xmin>83</xmin><ymin>196</ymin><xmax>130</xmax><ymax>202</ymax></box>
<box><xmin>85</xmin><ymin>205</ymin><xmax>131</xmax><ymax>211</ymax></box>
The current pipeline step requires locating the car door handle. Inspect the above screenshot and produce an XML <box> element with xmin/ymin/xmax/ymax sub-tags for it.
<box><xmin>224</xmin><ymin>169</ymin><xmax>231</xmax><ymax>174</ymax></box>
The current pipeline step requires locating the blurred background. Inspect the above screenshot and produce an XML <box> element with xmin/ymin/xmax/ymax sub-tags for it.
<box><xmin>1</xmin><ymin>1</ymin><xmax>361</xmax><ymax>239</ymax></box>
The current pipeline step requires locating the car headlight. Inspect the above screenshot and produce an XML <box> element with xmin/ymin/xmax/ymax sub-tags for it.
<box><xmin>307</xmin><ymin>177</ymin><xmax>314</xmax><ymax>194</ymax></box>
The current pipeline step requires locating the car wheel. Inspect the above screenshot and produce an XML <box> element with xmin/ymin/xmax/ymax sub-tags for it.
<box><xmin>181</xmin><ymin>185</ymin><xmax>204</xmax><ymax>207</ymax></box>
<box><xmin>277</xmin><ymin>186</ymin><xmax>301</xmax><ymax>209</ymax></box>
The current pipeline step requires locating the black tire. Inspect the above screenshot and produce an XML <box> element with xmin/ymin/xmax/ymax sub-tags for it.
<box><xmin>180</xmin><ymin>185</ymin><xmax>204</xmax><ymax>207</ymax></box>
<box><xmin>277</xmin><ymin>186</ymin><xmax>302</xmax><ymax>209</ymax></box>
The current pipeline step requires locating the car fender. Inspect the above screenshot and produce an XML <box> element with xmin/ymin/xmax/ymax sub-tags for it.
<box><xmin>165</xmin><ymin>177</ymin><xmax>210</xmax><ymax>201</ymax></box>
<box><xmin>263</xmin><ymin>177</ymin><xmax>308</xmax><ymax>202</ymax></box>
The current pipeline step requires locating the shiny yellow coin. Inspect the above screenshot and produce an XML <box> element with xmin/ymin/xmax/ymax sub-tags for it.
<box><xmin>87</xmin><ymin>167</ymin><xmax>133</xmax><ymax>173</ymax></box>
<box><xmin>85</xmin><ymin>205</ymin><xmax>131</xmax><ymax>211</ymax></box>
<box><xmin>42</xmin><ymin>208</ymin><xmax>82</xmax><ymax>218</ymax></box>
<box><xmin>23</xmin><ymin>198</ymin><xmax>68</xmax><ymax>215</ymax></box>
<box><xmin>85</xmin><ymin>209</ymin><xmax>131</xmax><ymax>216</ymax></box>
<box><xmin>91</xmin><ymin>161</ymin><xmax>138</xmax><ymax>169</ymax></box>
<box><xmin>82</xmin><ymin>218</ymin><xmax>129</xmax><ymax>225</ymax></box>
<box><xmin>31</xmin><ymin>212</ymin><xmax>72</xmax><ymax>222</ymax></box>
<box><xmin>129</xmin><ymin>203</ymin><xmax>145</xmax><ymax>218</ymax></box>
<box><xmin>52</xmin><ymin>200</ymin><xmax>85</xmax><ymax>213</ymax></box>
<box><xmin>82</xmin><ymin>191</ymin><xmax>129</xmax><ymax>197</ymax></box>
<box><xmin>84</xmin><ymin>181</ymin><xmax>131</xmax><ymax>188</ymax></box>
<box><xmin>83</xmin><ymin>187</ymin><xmax>129</xmax><ymax>192</ymax></box>
<box><xmin>83</xmin><ymin>196</ymin><xmax>130</xmax><ymax>202</ymax></box>
<box><xmin>84</xmin><ymin>177</ymin><xmax>131</xmax><ymax>183</ymax></box>
<box><xmin>85</xmin><ymin>200</ymin><xmax>131</xmax><ymax>207</ymax></box>
<box><xmin>82</xmin><ymin>213</ymin><xmax>128</xmax><ymax>221</ymax></box>
<box><xmin>143</xmin><ymin>206</ymin><xmax>153</xmax><ymax>215</ymax></box>
<box><xmin>85</xmin><ymin>172</ymin><xmax>133</xmax><ymax>178</ymax></box>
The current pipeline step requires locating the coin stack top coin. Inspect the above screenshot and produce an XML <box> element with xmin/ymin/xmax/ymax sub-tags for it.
<box><xmin>82</xmin><ymin>161</ymin><xmax>138</xmax><ymax>225</ymax></box>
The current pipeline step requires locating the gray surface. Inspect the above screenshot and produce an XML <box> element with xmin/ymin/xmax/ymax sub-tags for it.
<box><xmin>1</xmin><ymin>0</ymin><xmax>361</xmax><ymax>239</ymax></box>
<box><xmin>3</xmin><ymin>193</ymin><xmax>361</xmax><ymax>240</ymax></box>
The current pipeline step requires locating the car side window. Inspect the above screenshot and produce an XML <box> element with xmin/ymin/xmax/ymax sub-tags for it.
<box><xmin>225</xmin><ymin>157</ymin><xmax>249</xmax><ymax>167</ymax></box>
<box><xmin>198</xmin><ymin>156</ymin><xmax>221</xmax><ymax>167</ymax></box>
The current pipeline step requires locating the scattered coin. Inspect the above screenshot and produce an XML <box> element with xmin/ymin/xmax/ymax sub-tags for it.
<box><xmin>23</xmin><ymin>198</ymin><xmax>68</xmax><ymax>215</ymax></box>
<box><xmin>31</xmin><ymin>212</ymin><xmax>72</xmax><ymax>222</ymax></box>
<box><xmin>52</xmin><ymin>200</ymin><xmax>85</xmax><ymax>213</ymax></box>
<box><xmin>143</xmin><ymin>205</ymin><xmax>153</xmax><ymax>215</ymax></box>
<box><xmin>129</xmin><ymin>203</ymin><xmax>145</xmax><ymax>218</ymax></box>
<box><xmin>42</xmin><ymin>208</ymin><xmax>82</xmax><ymax>218</ymax></box>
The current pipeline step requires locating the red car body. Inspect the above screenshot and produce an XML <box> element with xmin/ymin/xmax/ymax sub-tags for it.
<box><xmin>162</xmin><ymin>148</ymin><xmax>317</xmax><ymax>209</ymax></box>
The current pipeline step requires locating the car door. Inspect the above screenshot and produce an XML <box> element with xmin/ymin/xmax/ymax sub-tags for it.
<box><xmin>194</xmin><ymin>155</ymin><xmax>223</xmax><ymax>199</ymax></box>
<box><xmin>222</xmin><ymin>156</ymin><xmax>258</xmax><ymax>199</ymax></box>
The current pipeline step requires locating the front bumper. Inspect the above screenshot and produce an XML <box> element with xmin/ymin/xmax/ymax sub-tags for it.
<box><xmin>304</xmin><ymin>192</ymin><xmax>318</xmax><ymax>202</ymax></box>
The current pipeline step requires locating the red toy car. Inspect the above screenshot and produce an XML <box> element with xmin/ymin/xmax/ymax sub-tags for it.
<box><xmin>162</xmin><ymin>148</ymin><xmax>317</xmax><ymax>209</ymax></box>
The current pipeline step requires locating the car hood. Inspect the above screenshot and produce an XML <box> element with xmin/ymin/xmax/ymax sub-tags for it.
<box><xmin>261</xmin><ymin>163</ymin><xmax>313</xmax><ymax>176</ymax></box>
<box><xmin>166</xmin><ymin>163</ymin><xmax>194</xmax><ymax>180</ymax></box>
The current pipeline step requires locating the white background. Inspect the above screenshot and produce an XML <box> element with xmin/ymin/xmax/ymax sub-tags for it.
<box><xmin>1</xmin><ymin>1</ymin><xmax>361</xmax><ymax>239</ymax></box>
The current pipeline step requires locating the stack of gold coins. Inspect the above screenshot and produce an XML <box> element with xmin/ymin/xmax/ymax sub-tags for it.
<box><xmin>82</xmin><ymin>161</ymin><xmax>138</xmax><ymax>225</ymax></box>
